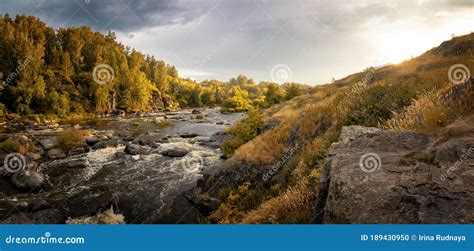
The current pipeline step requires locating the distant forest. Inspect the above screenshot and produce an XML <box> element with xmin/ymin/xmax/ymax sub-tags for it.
<box><xmin>0</xmin><ymin>14</ymin><xmax>305</xmax><ymax>117</ymax></box>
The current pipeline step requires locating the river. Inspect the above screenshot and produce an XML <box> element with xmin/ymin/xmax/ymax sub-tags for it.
<box><xmin>0</xmin><ymin>109</ymin><xmax>245</xmax><ymax>223</ymax></box>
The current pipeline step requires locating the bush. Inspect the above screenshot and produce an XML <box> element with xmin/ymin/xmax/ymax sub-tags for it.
<box><xmin>221</xmin><ymin>110</ymin><xmax>262</xmax><ymax>158</ymax></box>
<box><xmin>210</xmin><ymin>181</ymin><xmax>283</xmax><ymax>223</ymax></box>
<box><xmin>155</xmin><ymin>118</ymin><xmax>171</xmax><ymax>128</ymax></box>
<box><xmin>0</xmin><ymin>139</ymin><xmax>22</xmax><ymax>153</ymax></box>
<box><xmin>56</xmin><ymin>130</ymin><xmax>89</xmax><ymax>150</ymax></box>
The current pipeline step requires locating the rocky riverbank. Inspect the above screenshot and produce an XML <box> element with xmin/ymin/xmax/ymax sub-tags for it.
<box><xmin>0</xmin><ymin>109</ymin><xmax>244</xmax><ymax>223</ymax></box>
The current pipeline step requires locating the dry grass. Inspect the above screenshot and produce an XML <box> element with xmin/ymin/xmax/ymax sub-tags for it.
<box><xmin>233</xmin><ymin>121</ymin><xmax>292</xmax><ymax>165</ymax></box>
<box><xmin>241</xmin><ymin>171</ymin><xmax>319</xmax><ymax>224</ymax></box>
<box><xmin>386</xmin><ymin>81</ymin><xmax>473</xmax><ymax>133</ymax></box>
<box><xmin>66</xmin><ymin>207</ymin><xmax>125</xmax><ymax>224</ymax></box>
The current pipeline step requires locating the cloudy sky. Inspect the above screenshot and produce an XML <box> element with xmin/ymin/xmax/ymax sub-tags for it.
<box><xmin>1</xmin><ymin>0</ymin><xmax>473</xmax><ymax>84</ymax></box>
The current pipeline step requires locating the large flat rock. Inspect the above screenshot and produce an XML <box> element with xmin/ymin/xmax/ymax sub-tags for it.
<box><xmin>315</xmin><ymin>125</ymin><xmax>474</xmax><ymax>223</ymax></box>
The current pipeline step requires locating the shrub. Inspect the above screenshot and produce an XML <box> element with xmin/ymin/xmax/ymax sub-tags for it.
<box><xmin>221</xmin><ymin>110</ymin><xmax>262</xmax><ymax>158</ymax></box>
<box><xmin>0</xmin><ymin>139</ymin><xmax>22</xmax><ymax>153</ymax></box>
<box><xmin>56</xmin><ymin>130</ymin><xmax>90</xmax><ymax>150</ymax></box>
<box><xmin>155</xmin><ymin>118</ymin><xmax>171</xmax><ymax>128</ymax></box>
<box><xmin>210</xmin><ymin>181</ymin><xmax>283</xmax><ymax>223</ymax></box>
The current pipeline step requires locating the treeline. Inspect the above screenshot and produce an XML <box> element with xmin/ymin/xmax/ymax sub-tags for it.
<box><xmin>0</xmin><ymin>14</ymin><xmax>305</xmax><ymax>117</ymax></box>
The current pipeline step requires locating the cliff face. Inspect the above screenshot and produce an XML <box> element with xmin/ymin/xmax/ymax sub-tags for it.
<box><xmin>315</xmin><ymin>120</ymin><xmax>473</xmax><ymax>223</ymax></box>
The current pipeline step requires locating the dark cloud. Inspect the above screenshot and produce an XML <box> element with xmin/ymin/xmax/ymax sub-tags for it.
<box><xmin>0</xmin><ymin>0</ymin><xmax>208</xmax><ymax>31</ymax></box>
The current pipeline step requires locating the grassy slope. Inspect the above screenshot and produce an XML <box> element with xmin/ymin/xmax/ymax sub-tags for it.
<box><xmin>213</xmin><ymin>33</ymin><xmax>474</xmax><ymax>223</ymax></box>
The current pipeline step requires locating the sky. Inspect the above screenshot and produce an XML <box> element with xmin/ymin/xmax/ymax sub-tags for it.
<box><xmin>1</xmin><ymin>0</ymin><xmax>473</xmax><ymax>85</ymax></box>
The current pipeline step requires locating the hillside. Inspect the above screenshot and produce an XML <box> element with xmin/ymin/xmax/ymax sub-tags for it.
<box><xmin>187</xmin><ymin>33</ymin><xmax>474</xmax><ymax>223</ymax></box>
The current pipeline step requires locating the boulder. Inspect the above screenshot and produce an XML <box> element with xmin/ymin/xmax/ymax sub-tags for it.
<box><xmin>47</xmin><ymin>148</ymin><xmax>66</xmax><ymax>159</ymax></box>
<box><xmin>65</xmin><ymin>158</ymin><xmax>89</xmax><ymax>169</ymax></box>
<box><xmin>124</xmin><ymin>143</ymin><xmax>144</xmax><ymax>155</ymax></box>
<box><xmin>68</xmin><ymin>146</ymin><xmax>90</xmax><ymax>156</ymax></box>
<box><xmin>135</xmin><ymin>133</ymin><xmax>162</xmax><ymax>146</ymax></box>
<box><xmin>160</xmin><ymin>147</ymin><xmax>188</xmax><ymax>157</ymax></box>
<box><xmin>25</xmin><ymin>152</ymin><xmax>42</xmax><ymax>161</ymax></box>
<box><xmin>39</xmin><ymin>138</ymin><xmax>56</xmax><ymax>150</ymax></box>
<box><xmin>11</xmin><ymin>170</ymin><xmax>44</xmax><ymax>190</ymax></box>
<box><xmin>103</xmin><ymin>131</ymin><xmax>114</xmax><ymax>139</ymax></box>
<box><xmin>183</xmin><ymin>187</ymin><xmax>221</xmax><ymax>214</ymax></box>
<box><xmin>314</xmin><ymin>125</ymin><xmax>473</xmax><ymax>224</ymax></box>
<box><xmin>199</xmin><ymin>131</ymin><xmax>235</xmax><ymax>149</ymax></box>
<box><xmin>192</xmin><ymin>109</ymin><xmax>202</xmax><ymax>114</ymax></box>
<box><xmin>91</xmin><ymin>141</ymin><xmax>108</xmax><ymax>150</ymax></box>
<box><xmin>28</xmin><ymin>200</ymin><xmax>50</xmax><ymax>212</ymax></box>
<box><xmin>92</xmin><ymin>138</ymin><xmax>121</xmax><ymax>150</ymax></box>
<box><xmin>86</xmin><ymin>136</ymin><xmax>100</xmax><ymax>146</ymax></box>
<box><xmin>178</xmin><ymin>132</ymin><xmax>199</xmax><ymax>138</ymax></box>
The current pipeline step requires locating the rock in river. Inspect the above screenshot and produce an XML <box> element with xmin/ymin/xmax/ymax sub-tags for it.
<box><xmin>160</xmin><ymin>147</ymin><xmax>188</xmax><ymax>157</ymax></box>
<box><xmin>65</xmin><ymin>158</ymin><xmax>89</xmax><ymax>169</ymax></box>
<box><xmin>178</xmin><ymin>132</ymin><xmax>199</xmax><ymax>138</ymax></box>
<box><xmin>47</xmin><ymin>148</ymin><xmax>66</xmax><ymax>159</ymax></box>
<box><xmin>11</xmin><ymin>170</ymin><xmax>45</xmax><ymax>190</ymax></box>
<box><xmin>124</xmin><ymin>143</ymin><xmax>144</xmax><ymax>155</ymax></box>
<box><xmin>39</xmin><ymin>138</ymin><xmax>57</xmax><ymax>150</ymax></box>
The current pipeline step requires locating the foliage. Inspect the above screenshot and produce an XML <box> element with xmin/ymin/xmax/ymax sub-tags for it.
<box><xmin>221</xmin><ymin>109</ymin><xmax>263</xmax><ymax>158</ymax></box>
<box><xmin>386</xmin><ymin>82</ymin><xmax>473</xmax><ymax>133</ymax></box>
<box><xmin>0</xmin><ymin>15</ymin><xmax>305</xmax><ymax>118</ymax></box>
<box><xmin>55</xmin><ymin>129</ymin><xmax>90</xmax><ymax>150</ymax></box>
<box><xmin>210</xmin><ymin>182</ymin><xmax>283</xmax><ymax>223</ymax></box>
<box><xmin>0</xmin><ymin>139</ymin><xmax>22</xmax><ymax>153</ymax></box>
